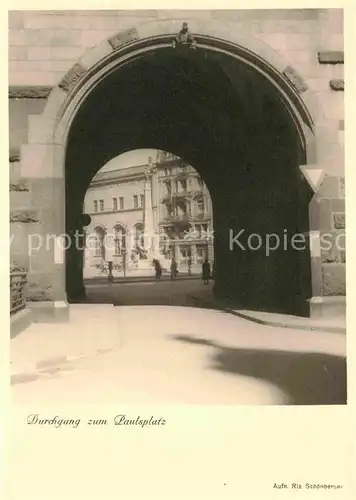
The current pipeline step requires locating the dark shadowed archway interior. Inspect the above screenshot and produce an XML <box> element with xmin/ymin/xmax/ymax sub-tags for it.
<box><xmin>65</xmin><ymin>46</ymin><xmax>313</xmax><ymax>315</ymax></box>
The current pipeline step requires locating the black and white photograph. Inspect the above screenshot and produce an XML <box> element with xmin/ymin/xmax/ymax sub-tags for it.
<box><xmin>5</xmin><ymin>6</ymin><xmax>352</xmax><ymax>499</ymax></box>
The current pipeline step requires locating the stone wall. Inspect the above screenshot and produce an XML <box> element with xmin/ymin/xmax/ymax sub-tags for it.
<box><xmin>9</xmin><ymin>9</ymin><xmax>344</xmax><ymax>167</ymax></box>
<box><xmin>318</xmin><ymin>175</ymin><xmax>346</xmax><ymax>295</ymax></box>
<box><xmin>9</xmin><ymin>10</ymin><xmax>343</xmax><ymax>98</ymax></box>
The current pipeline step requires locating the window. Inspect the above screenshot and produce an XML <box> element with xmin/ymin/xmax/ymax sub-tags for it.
<box><xmin>196</xmin><ymin>246</ymin><xmax>204</xmax><ymax>263</ymax></box>
<box><xmin>119</xmin><ymin>197</ymin><xmax>124</xmax><ymax>210</ymax></box>
<box><xmin>94</xmin><ymin>237</ymin><xmax>101</xmax><ymax>257</ymax></box>
<box><xmin>165</xmin><ymin>204</ymin><xmax>173</xmax><ymax>218</ymax></box>
<box><xmin>163</xmin><ymin>180</ymin><xmax>171</xmax><ymax>197</ymax></box>
<box><xmin>187</xmin><ymin>201</ymin><xmax>192</xmax><ymax>217</ymax></box>
<box><xmin>179</xmin><ymin>179</ymin><xmax>187</xmax><ymax>192</ymax></box>
<box><xmin>93</xmin><ymin>229</ymin><xmax>105</xmax><ymax>258</ymax></box>
<box><xmin>93</xmin><ymin>200</ymin><xmax>98</xmax><ymax>212</ymax></box>
<box><xmin>179</xmin><ymin>245</ymin><xmax>190</xmax><ymax>263</ymax></box>
<box><xmin>134</xmin><ymin>224</ymin><xmax>144</xmax><ymax>247</ymax></box>
<box><xmin>133</xmin><ymin>195</ymin><xmax>138</xmax><ymax>209</ymax></box>
<box><xmin>115</xmin><ymin>228</ymin><xmax>125</xmax><ymax>255</ymax></box>
<box><xmin>140</xmin><ymin>194</ymin><xmax>145</xmax><ymax>208</ymax></box>
<box><xmin>113</xmin><ymin>198</ymin><xmax>117</xmax><ymax>211</ymax></box>
<box><xmin>99</xmin><ymin>200</ymin><xmax>104</xmax><ymax>212</ymax></box>
<box><xmin>197</xmin><ymin>177</ymin><xmax>204</xmax><ymax>188</ymax></box>
<box><xmin>197</xmin><ymin>198</ymin><xmax>204</xmax><ymax>215</ymax></box>
<box><xmin>115</xmin><ymin>238</ymin><xmax>121</xmax><ymax>255</ymax></box>
<box><xmin>180</xmin><ymin>246</ymin><xmax>188</xmax><ymax>258</ymax></box>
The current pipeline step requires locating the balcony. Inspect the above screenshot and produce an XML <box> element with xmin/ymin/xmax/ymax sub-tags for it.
<box><xmin>162</xmin><ymin>212</ymin><xmax>209</xmax><ymax>223</ymax></box>
<box><xmin>174</xmin><ymin>169</ymin><xmax>191</xmax><ymax>179</ymax></box>
<box><xmin>172</xmin><ymin>190</ymin><xmax>189</xmax><ymax>199</ymax></box>
<box><xmin>163</xmin><ymin>214</ymin><xmax>190</xmax><ymax>223</ymax></box>
<box><xmin>161</xmin><ymin>190</ymin><xmax>193</xmax><ymax>202</ymax></box>
<box><xmin>194</xmin><ymin>212</ymin><xmax>209</xmax><ymax>221</ymax></box>
<box><xmin>162</xmin><ymin>189</ymin><xmax>203</xmax><ymax>202</ymax></box>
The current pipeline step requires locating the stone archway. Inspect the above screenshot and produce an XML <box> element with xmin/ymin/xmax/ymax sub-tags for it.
<box><xmin>21</xmin><ymin>18</ymin><xmax>321</xmax><ymax>316</ymax></box>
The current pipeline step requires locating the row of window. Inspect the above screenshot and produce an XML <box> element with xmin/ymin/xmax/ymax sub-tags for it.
<box><xmin>93</xmin><ymin>195</ymin><xmax>144</xmax><ymax>213</ymax></box>
<box><xmin>92</xmin><ymin>237</ymin><xmax>209</xmax><ymax>260</ymax></box>
<box><xmin>161</xmin><ymin>166</ymin><xmax>199</xmax><ymax>177</ymax></box>
<box><xmin>93</xmin><ymin>200</ymin><xmax>105</xmax><ymax>212</ymax></box>
<box><xmin>162</xmin><ymin>177</ymin><xmax>204</xmax><ymax>196</ymax></box>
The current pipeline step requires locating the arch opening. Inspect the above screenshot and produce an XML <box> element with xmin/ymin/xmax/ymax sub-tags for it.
<box><xmin>65</xmin><ymin>40</ymin><xmax>313</xmax><ymax>315</ymax></box>
<box><xmin>80</xmin><ymin>148</ymin><xmax>214</xmax><ymax>292</ymax></box>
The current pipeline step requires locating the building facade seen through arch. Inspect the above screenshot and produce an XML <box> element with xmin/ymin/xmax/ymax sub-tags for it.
<box><xmin>83</xmin><ymin>150</ymin><xmax>214</xmax><ymax>277</ymax></box>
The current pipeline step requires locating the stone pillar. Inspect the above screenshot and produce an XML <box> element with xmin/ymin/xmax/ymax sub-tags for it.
<box><xmin>207</xmin><ymin>222</ymin><xmax>214</xmax><ymax>262</ymax></box>
<box><xmin>151</xmin><ymin>164</ymin><xmax>159</xmax><ymax>235</ymax></box>
<box><xmin>143</xmin><ymin>157</ymin><xmax>156</xmax><ymax>258</ymax></box>
<box><xmin>173</xmin><ymin>239</ymin><xmax>178</xmax><ymax>262</ymax></box>
<box><xmin>191</xmin><ymin>243</ymin><xmax>197</xmax><ymax>264</ymax></box>
<box><xmin>125</xmin><ymin>224</ymin><xmax>134</xmax><ymax>269</ymax></box>
<box><xmin>20</xmin><ymin>141</ymin><xmax>68</xmax><ymax>319</ymax></box>
<box><xmin>83</xmin><ymin>229</ymin><xmax>91</xmax><ymax>276</ymax></box>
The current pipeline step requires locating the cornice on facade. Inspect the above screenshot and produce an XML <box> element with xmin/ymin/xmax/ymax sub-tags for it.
<box><xmin>89</xmin><ymin>155</ymin><xmax>198</xmax><ymax>189</ymax></box>
<box><xmin>88</xmin><ymin>207</ymin><xmax>143</xmax><ymax>216</ymax></box>
<box><xmin>9</xmin><ymin>86</ymin><xmax>52</xmax><ymax>99</ymax></box>
<box><xmin>90</xmin><ymin>165</ymin><xmax>147</xmax><ymax>186</ymax></box>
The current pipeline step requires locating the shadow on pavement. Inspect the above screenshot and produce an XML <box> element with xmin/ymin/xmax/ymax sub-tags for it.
<box><xmin>171</xmin><ymin>335</ymin><xmax>347</xmax><ymax>405</ymax></box>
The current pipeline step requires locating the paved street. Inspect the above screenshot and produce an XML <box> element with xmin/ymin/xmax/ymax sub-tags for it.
<box><xmin>11</xmin><ymin>279</ymin><xmax>346</xmax><ymax>406</ymax></box>
<box><xmin>85</xmin><ymin>277</ymin><xmax>209</xmax><ymax>306</ymax></box>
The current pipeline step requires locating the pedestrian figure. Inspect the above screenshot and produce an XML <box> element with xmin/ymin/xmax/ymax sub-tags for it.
<box><xmin>153</xmin><ymin>259</ymin><xmax>162</xmax><ymax>280</ymax></box>
<box><xmin>107</xmin><ymin>261</ymin><xmax>114</xmax><ymax>284</ymax></box>
<box><xmin>170</xmin><ymin>258</ymin><xmax>178</xmax><ymax>280</ymax></box>
<box><xmin>202</xmin><ymin>258</ymin><xmax>211</xmax><ymax>285</ymax></box>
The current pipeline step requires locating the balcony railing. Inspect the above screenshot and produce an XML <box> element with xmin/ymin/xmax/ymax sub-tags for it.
<box><xmin>162</xmin><ymin>213</ymin><xmax>209</xmax><ymax>223</ymax></box>
<box><xmin>172</xmin><ymin>190</ymin><xmax>190</xmax><ymax>198</ymax></box>
<box><xmin>163</xmin><ymin>214</ymin><xmax>190</xmax><ymax>222</ymax></box>
<box><xmin>10</xmin><ymin>270</ymin><xmax>27</xmax><ymax>315</ymax></box>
